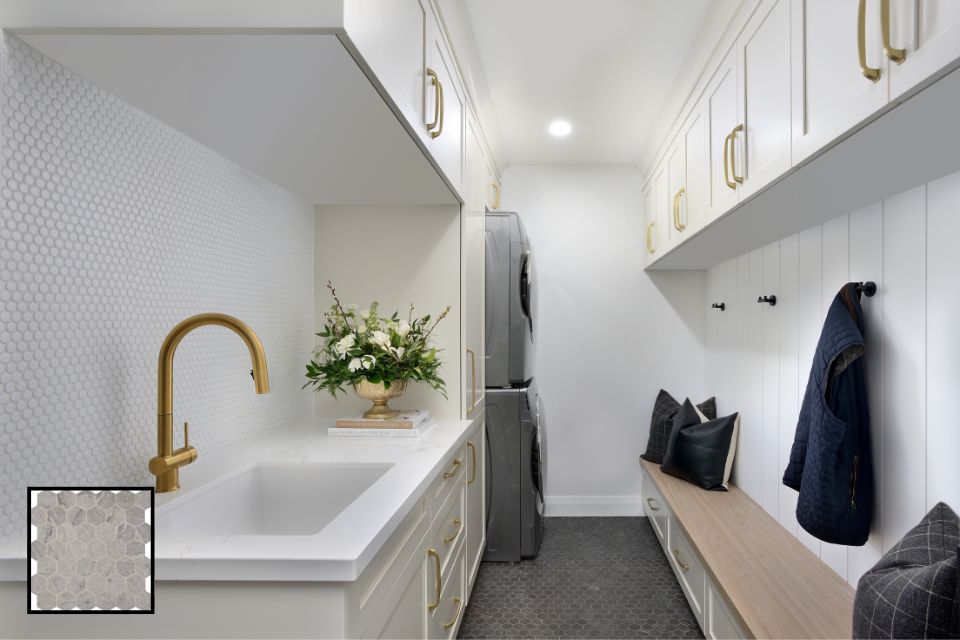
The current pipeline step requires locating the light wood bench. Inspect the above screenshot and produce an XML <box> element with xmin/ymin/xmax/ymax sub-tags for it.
<box><xmin>640</xmin><ymin>460</ymin><xmax>855</xmax><ymax>639</ymax></box>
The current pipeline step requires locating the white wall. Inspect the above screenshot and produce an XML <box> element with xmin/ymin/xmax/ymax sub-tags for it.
<box><xmin>0</xmin><ymin>36</ymin><xmax>315</xmax><ymax>540</ymax></box>
<box><xmin>705</xmin><ymin>168</ymin><xmax>960</xmax><ymax>587</ymax></box>
<box><xmin>502</xmin><ymin>166</ymin><xmax>707</xmax><ymax>516</ymax></box>
<box><xmin>313</xmin><ymin>205</ymin><xmax>462</xmax><ymax>420</ymax></box>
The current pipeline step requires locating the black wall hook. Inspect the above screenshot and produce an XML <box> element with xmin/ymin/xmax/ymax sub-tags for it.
<box><xmin>757</xmin><ymin>295</ymin><xmax>777</xmax><ymax>306</ymax></box>
<box><xmin>855</xmin><ymin>281</ymin><xmax>877</xmax><ymax>297</ymax></box>
<box><xmin>711</xmin><ymin>302</ymin><xmax>726</xmax><ymax>311</ymax></box>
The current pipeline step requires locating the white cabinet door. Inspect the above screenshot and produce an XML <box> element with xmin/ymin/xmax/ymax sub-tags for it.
<box><xmin>888</xmin><ymin>0</ymin><xmax>960</xmax><ymax>98</ymax></box>
<box><xmin>653</xmin><ymin>164</ymin><xmax>671</xmax><ymax>252</ymax></box>
<box><xmin>426</xmin><ymin>12</ymin><xmax>464</xmax><ymax>193</ymax></box>
<box><xmin>791</xmin><ymin>0</ymin><xmax>889</xmax><ymax>164</ymax></box>
<box><xmin>681</xmin><ymin>104</ymin><xmax>709</xmax><ymax>235</ymax></box>
<box><xmin>705</xmin><ymin>46</ymin><xmax>741</xmax><ymax>221</ymax></box>
<box><xmin>343</xmin><ymin>0</ymin><xmax>428</xmax><ymax>146</ymax></box>
<box><xmin>465</xmin><ymin>419</ymin><xmax>485</xmax><ymax>590</ymax></box>
<box><xmin>463</xmin><ymin>115</ymin><xmax>485</xmax><ymax>420</ymax></box>
<box><xmin>377</xmin><ymin>552</ymin><xmax>427</xmax><ymax>640</ymax></box>
<box><xmin>736</xmin><ymin>0</ymin><xmax>792</xmax><ymax>199</ymax></box>
<box><xmin>667</xmin><ymin>135</ymin><xmax>686</xmax><ymax>246</ymax></box>
<box><xmin>643</xmin><ymin>184</ymin><xmax>658</xmax><ymax>262</ymax></box>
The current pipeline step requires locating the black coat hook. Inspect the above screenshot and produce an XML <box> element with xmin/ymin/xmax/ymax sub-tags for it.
<box><xmin>855</xmin><ymin>281</ymin><xmax>877</xmax><ymax>297</ymax></box>
<box><xmin>711</xmin><ymin>302</ymin><xmax>725</xmax><ymax>311</ymax></box>
<box><xmin>757</xmin><ymin>295</ymin><xmax>777</xmax><ymax>306</ymax></box>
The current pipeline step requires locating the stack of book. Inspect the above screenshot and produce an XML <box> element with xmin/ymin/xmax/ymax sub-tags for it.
<box><xmin>328</xmin><ymin>409</ymin><xmax>431</xmax><ymax>437</ymax></box>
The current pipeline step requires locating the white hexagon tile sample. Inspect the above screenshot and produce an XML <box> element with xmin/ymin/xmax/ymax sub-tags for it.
<box><xmin>30</xmin><ymin>490</ymin><xmax>152</xmax><ymax>611</ymax></box>
<box><xmin>0</xmin><ymin>33</ymin><xmax>315</xmax><ymax>542</ymax></box>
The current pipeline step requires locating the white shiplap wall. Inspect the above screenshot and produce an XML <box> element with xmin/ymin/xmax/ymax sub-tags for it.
<box><xmin>705</xmin><ymin>168</ymin><xmax>960</xmax><ymax>587</ymax></box>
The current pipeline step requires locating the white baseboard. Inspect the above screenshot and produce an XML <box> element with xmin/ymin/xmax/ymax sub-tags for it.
<box><xmin>544</xmin><ymin>495</ymin><xmax>645</xmax><ymax>517</ymax></box>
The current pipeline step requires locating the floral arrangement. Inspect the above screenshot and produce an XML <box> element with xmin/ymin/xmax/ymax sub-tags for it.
<box><xmin>304</xmin><ymin>282</ymin><xmax>451</xmax><ymax>397</ymax></box>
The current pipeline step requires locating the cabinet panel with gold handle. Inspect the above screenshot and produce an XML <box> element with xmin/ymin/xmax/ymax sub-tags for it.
<box><xmin>427</xmin><ymin>548</ymin><xmax>441</xmax><ymax>611</ymax></box>
<box><xmin>673</xmin><ymin>188</ymin><xmax>687</xmax><ymax>231</ymax></box>
<box><xmin>723</xmin><ymin>131</ymin><xmax>736</xmax><ymax>190</ymax></box>
<box><xmin>442</xmin><ymin>518</ymin><xmax>463</xmax><ymax>545</ymax></box>
<box><xmin>431</xmin><ymin>73</ymin><xmax>445</xmax><ymax>139</ymax></box>
<box><xmin>646</xmin><ymin>497</ymin><xmax>660</xmax><ymax>512</ymax></box>
<box><xmin>729</xmin><ymin>124</ymin><xmax>744</xmax><ymax>185</ymax></box>
<box><xmin>443</xmin><ymin>458</ymin><xmax>462</xmax><ymax>480</ymax></box>
<box><xmin>880</xmin><ymin>0</ymin><xmax>906</xmax><ymax>64</ymax></box>
<box><xmin>442</xmin><ymin>597</ymin><xmax>464</xmax><ymax>630</ymax></box>
<box><xmin>858</xmin><ymin>0</ymin><xmax>882</xmax><ymax>81</ymax></box>
<box><xmin>673</xmin><ymin>547</ymin><xmax>690</xmax><ymax>572</ymax></box>
<box><xmin>425</xmin><ymin>68</ymin><xmax>441</xmax><ymax>132</ymax></box>
<box><xmin>467</xmin><ymin>441</ymin><xmax>477</xmax><ymax>485</ymax></box>
<box><xmin>490</xmin><ymin>180</ymin><xmax>501</xmax><ymax>210</ymax></box>
<box><xmin>645</xmin><ymin>221</ymin><xmax>657</xmax><ymax>254</ymax></box>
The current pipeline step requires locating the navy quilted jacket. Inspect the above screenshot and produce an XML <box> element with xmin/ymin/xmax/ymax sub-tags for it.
<box><xmin>783</xmin><ymin>283</ymin><xmax>873</xmax><ymax>546</ymax></box>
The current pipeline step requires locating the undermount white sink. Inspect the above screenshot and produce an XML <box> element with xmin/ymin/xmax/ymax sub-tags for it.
<box><xmin>156</xmin><ymin>463</ymin><xmax>393</xmax><ymax>536</ymax></box>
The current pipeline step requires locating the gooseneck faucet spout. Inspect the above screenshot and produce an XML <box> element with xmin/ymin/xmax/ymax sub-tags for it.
<box><xmin>149</xmin><ymin>313</ymin><xmax>270</xmax><ymax>493</ymax></box>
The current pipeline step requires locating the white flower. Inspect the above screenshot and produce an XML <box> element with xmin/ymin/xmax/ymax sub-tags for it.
<box><xmin>358</xmin><ymin>309</ymin><xmax>370</xmax><ymax>320</ymax></box>
<box><xmin>392</xmin><ymin>346</ymin><xmax>405</xmax><ymax>359</ymax></box>
<box><xmin>346</xmin><ymin>303</ymin><xmax>358</xmax><ymax>311</ymax></box>
<box><xmin>371</xmin><ymin>330</ymin><xmax>390</xmax><ymax>348</ymax></box>
<box><xmin>335</xmin><ymin>334</ymin><xmax>356</xmax><ymax>357</ymax></box>
<box><xmin>361</xmin><ymin>355</ymin><xmax>376</xmax><ymax>369</ymax></box>
<box><xmin>397</xmin><ymin>322</ymin><xmax>411</xmax><ymax>337</ymax></box>
<box><xmin>347</xmin><ymin>357</ymin><xmax>362</xmax><ymax>372</ymax></box>
<box><xmin>357</xmin><ymin>321</ymin><xmax>367</xmax><ymax>334</ymax></box>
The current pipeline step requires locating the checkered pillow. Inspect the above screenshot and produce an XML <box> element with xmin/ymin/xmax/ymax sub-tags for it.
<box><xmin>640</xmin><ymin>389</ymin><xmax>716</xmax><ymax>464</ymax></box>
<box><xmin>853</xmin><ymin>502</ymin><xmax>960</xmax><ymax>639</ymax></box>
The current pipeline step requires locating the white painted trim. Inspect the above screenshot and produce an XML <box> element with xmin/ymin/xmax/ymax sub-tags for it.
<box><xmin>544</xmin><ymin>496</ymin><xmax>644</xmax><ymax>517</ymax></box>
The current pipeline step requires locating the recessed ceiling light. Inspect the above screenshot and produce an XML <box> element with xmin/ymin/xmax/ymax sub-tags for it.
<box><xmin>548</xmin><ymin>120</ymin><xmax>572</xmax><ymax>137</ymax></box>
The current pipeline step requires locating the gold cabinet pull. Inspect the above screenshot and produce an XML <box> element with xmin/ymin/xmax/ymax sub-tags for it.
<box><xmin>646</xmin><ymin>221</ymin><xmax>656</xmax><ymax>254</ymax></box>
<box><xmin>427</xmin><ymin>548</ymin><xmax>441</xmax><ymax>610</ymax></box>
<box><xmin>730</xmin><ymin>124</ymin><xmax>744</xmax><ymax>184</ymax></box>
<box><xmin>673</xmin><ymin>188</ymin><xmax>686</xmax><ymax>231</ymax></box>
<box><xmin>858</xmin><ymin>0</ymin><xmax>882</xmax><ymax>81</ymax></box>
<box><xmin>431</xmin><ymin>73</ymin><xmax>445</xmax><ymax>139</ymax></box>
<box><xmin>491</xmin><ymin>181</ymin><xmax>501</xmax><ymax>210</ymax></box>
<box><xmin>442</xmin><ymin>596</ymin><xmax>464</xmax><ymax>629</ymax></box>
<box><xmin>467</xmin><ymin>441</ymin><xmax>477</xmax><ymax>485</ymax></box>
<box><xmin>645</xmin><ymin>497</ymin><xmax>660</xmax><ymax>512</ymax></box>
<box><xmin>673</xmin><ymin>547</ymin><xmax>690</xmax><ymax>572</ymax></box>
<box><xmin>465</xmin><ymin>347</ymin><xmax>477</xmax><ymax>414</ymax></box>
<box><xmin>426</xmin><ymin>68</ymin><xmax>441</xmax><ymax>132</ymax></box>
<box><xmin>881</xmin><ymin>0</ymin><xmax>906</xmax><ymax>63</ymax></box>
<box><xmin>442</xmin><ymin>518</ymin><xmax>463</xmax><ymax>544</ymax></box>
<box><xmin>443</xmin><ymin>458</ymin><xmax>462</xmax><ymax>479</ymax></box>
<box><xmin>723</xmin><ymin>131</ymin><xmax>736</xmax><ymax>190</ymax></box>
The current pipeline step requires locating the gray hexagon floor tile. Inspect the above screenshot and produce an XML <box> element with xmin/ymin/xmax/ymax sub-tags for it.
<box><xmin>458</xmin><ymin>517</ymin><xmax>702</xmax><ymax>639</ymax></box>
<box><xmin>29</xmin><ymin>489</ymin><xmax>153</xmax><ymax>612</ymax></box>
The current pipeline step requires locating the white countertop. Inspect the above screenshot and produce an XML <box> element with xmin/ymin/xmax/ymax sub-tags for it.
<box><xmin>0</xmin><ymin>417</ymin><xmax>474</xmax><ymax>582</ymax></box>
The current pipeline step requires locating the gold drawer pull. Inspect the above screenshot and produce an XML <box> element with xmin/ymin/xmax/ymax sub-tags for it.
<box><xmin>646</xmin><ymin>221</ymin><xmax>656</xmax><ymax>254</ymax></box>
<box><xmin>442</xmin><ymin>596</ymin><xmax>464</xmax><ymax>629</ymax></box>
<box><xmin>427</xmin><ymin>548</ymin><xmax>441</xmax><ymax>610</ymax></box>
<box><xmin>723</xmin><ymin>131</ymin><xmax>736</xmax><ymax>190</ymax></box>
<box><xmin>881</xmin><ymin>0</ymin><xmax>906</xmax><ymax>64</ymax></box>
<box><xmin>645</xmin><ymin>497</ymin><xmax>660</xmax><ymax>512</ymax></box>
<box><xmin>858</xmin><ymin>0</ymin><xmax>882</xmax><ymax>81</ymax></box>
<box><xmin>673</xmin><ymin>547</ymin><xmax>690</xmax><ymax>572</ymax></box>
<box><xmin>426</xmin><ymin>68</ymin><xmax>441</xmax><ymax>131</ymax></box>
<box><xmin>491</xmin><ymin>181</ymin><xmax>501</xmax><ymax>210</ymax></box>
<box><xmin>730</xmin><ymin>124</ymin><xmax>744</xmax><ymax>184</ymax></box>
<box><xmin>443</xmin><ymin>458</ymin><xmax>462</xmax><ymax>479</ymax></box>
<box><xmin>443</xmin><ymin>518</ymin><xmax>463</xmax><ymax>544</ymax></box>
<box><xmin>467</xmin><ymin>442</ymin><xmax>477</xmax><ymax>485</ymax></box>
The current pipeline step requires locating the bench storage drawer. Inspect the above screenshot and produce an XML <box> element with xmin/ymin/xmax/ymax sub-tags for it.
<box><xmin>705</xmin><ymin>581</ymin><xmax>746</xmax><ymax>640</ymax></box>
<box><xmin>642</xmin><ymin>470</ymin><xmax>669</xmax><ymax>546</ymax></box>
<box><xmin>668</xmin><ymin>519</ymin><xmax>706</xmax><ymax>626</ymax></box>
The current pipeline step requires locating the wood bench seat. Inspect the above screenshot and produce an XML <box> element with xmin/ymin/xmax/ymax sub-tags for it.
<box><xmin>640</xmin><ymin>460</ymin><xmax>855</xmax><ymax>639</ymax></box>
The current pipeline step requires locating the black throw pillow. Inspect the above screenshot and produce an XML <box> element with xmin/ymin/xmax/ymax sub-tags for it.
<box><xmin>640</xmin><ymin>389</ymin><xmax>716</xmax><ymax>464</ymax></box>
<box><xmin>853</xmin><ymin>502</ymin><xmax>959</xmax><ymax>639</ymax></box>
<box><xmin>660</xmin><ymin>399</ymin><xmax>738</xmax><ymax>491</ymax></box>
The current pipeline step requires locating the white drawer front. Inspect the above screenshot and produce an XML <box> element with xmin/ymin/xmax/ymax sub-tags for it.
<box><xmin>668</xmin><ymin>520</ymin><xmax>706</xmax><ymax>626</ymax></box>
<box><xmin>641</xmin><ymin>469</ymin><xmax>670</xmax><ymax>545</ymax></box>
<box><xmin>706</xmin><ymin>580</ymin><xmax>747</xmax><ymax>640</ymax></box>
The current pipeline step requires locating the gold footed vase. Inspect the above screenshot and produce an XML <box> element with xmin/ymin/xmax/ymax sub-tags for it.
<box><xmin>353</xmin><ymin>379</ymin><xmax>407</xmax><ymax>419</ymax></box>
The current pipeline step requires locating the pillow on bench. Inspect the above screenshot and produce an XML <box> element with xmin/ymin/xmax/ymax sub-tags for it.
<box><xmin>660</xmin><ymin>399</ymin><xmax>739</xmax><ymax>491</ymax></box>
<box><xmin>853</xmin><ymin>502</ymin><xmax>960</xmax><ymax>639</ymax></box>
<box><xmin>640</xmin><ymin>389</ymin><xmax>716</xmax><ymax>464</ymax></box>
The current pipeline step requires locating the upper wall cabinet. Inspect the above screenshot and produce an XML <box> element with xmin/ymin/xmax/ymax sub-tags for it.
<box><xmin>887</xmin><ymin>0</ymin><xmax>960</xmax><ymax>99</ymax></box>
<box><xmin>790</xmin><ymin>0</ymin><xmax>889</xmax><ymax>164</ymax></box>
<box><xmin>425</xmin><ymin>11</ymin><xmax>465</xmax><ymax>194</ymax></box>
<box><xmin>705</xmin><ymin>47</ymin><xmax>741</xmax><ymax>221</ymax></box>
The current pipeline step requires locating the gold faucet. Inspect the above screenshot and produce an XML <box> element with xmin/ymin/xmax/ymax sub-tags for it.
<box><xmin>149</xmin><ymin>313</ymin><xmax>270</xmax><ymax>493</ymax></box>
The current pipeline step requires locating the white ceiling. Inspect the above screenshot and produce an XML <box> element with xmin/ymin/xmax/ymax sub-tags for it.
<box><xmin>464</xmin><ymin>0</ymin><xmax>712</xmax><ymax>166</ymax></box>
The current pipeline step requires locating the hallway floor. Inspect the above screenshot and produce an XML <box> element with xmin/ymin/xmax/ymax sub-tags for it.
<box><xmin>458</xmin><ymin>517</ymin><xmax>702</xmax><ymax>639</ymax></box>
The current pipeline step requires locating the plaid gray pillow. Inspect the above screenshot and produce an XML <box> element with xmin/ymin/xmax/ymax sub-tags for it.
<box><xmin>853</xmin><ymin>502</ymin><xmax>959</xmax><ymax>639</ymax></box>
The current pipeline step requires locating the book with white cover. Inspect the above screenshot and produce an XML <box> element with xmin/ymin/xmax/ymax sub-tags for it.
<box><xmin>328</xmin><ymin>420</ymin><xmax>432</xmax><ymax>438</ymax></box>
<box><xmin>334</xmin><ymin>409</ymin><xmax>430</xmax><ymax>430</ymax></box>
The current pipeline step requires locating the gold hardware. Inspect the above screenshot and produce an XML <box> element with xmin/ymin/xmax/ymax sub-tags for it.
<box><xmin>427</xmin><ymin>548</ymin><xmax>441</xmax><ymax>611</ymax></box>
<box><xmin>426</xmin><ymin>68</ymin><xmax>441</xmax><ymax>132</ymax></box>
<box><xmin>646</xmin><ymin>497</ymin><xmax>660</xmax><ymax>512</ymax></box>
<box><xmin>467</xmin><ymin>441</ymin><xmax>477</xmax><ymax>485</ymax></box>
<box><xmin>442</xmin><ymin>518</ymin><xmax>463</xmax><ymax>544</ymax></box>
<box><xmin>881</xmin><ymin>0</ymin><xmax>906</xmax><ymax>63</ymax></box>
<box><xmin>443</xmin><ymin>458</ymin><xmax>462</xmax><ymax>480</ymax></box>
<box><xmin>646</xmin><ymin>221</ymin><xmax>656</xmax><ymax>254</ymax></box>
<box><xmin>730</xmin><ymin>124</ymin><xmax>744</xmax><ymax>184</ymax></box>
<box><xmin>465</xmin><ymin>347</ymin><xmax>477</xmax><ymax>414</ymax></box>
<box><xmin>673</xmin><ymin>547</ymin><xmax>690</xmax><ymax>572</ymax></box>
<box><xmin>859</xmin><ymin>0</ymin><xmax>882</xmax><ymax>81</ymax></box>
<box><xmin>151</xmin><ymin>313</ymin><xmax>269</xmax><ymax>493</ymax></box>
<box><xmin>442</xmin><ymin>597</ymin><xmax>464</xmax><ymax>630</ymax></box>
<box><xmin>723</xmin><ymin>131</ymin><xmax>736</xmax><ymax>190</ymax></box>
<box><xmin>491</xmin><ymin>181</ymin><xmax>501</xmax><ymax>210</ymax></box>
<box><xmin>673</xmin><ymin>188</ymin><xmax>686</xmax><ymax>231</ymax></box>
<box><xmin>429</xmin><ymin>71</ymin><xmax>445</xmax><ymax>139</ymax></box>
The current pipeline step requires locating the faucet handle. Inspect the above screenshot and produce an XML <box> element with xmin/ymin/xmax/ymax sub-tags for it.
<box><xmin>184</xmin><ymin>421</ymin><xmax>190</xmax><ymax>448</ymax></box>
